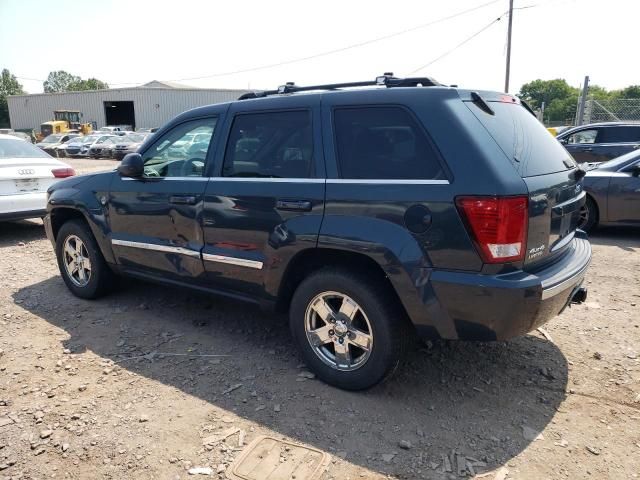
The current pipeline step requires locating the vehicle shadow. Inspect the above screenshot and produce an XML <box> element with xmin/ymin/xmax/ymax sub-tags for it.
<box><xmin>14</xmin><ymin>276</ymin><xmax>568</xmax><ymax>477</ymax></box>
<box><xmin>588</xmin><ymin>226</ymin><xmax>640</xmax><ymax>251</ymax></box>
<box><xmin>0</xmin><ymin>219</ymin><xmax>46</xmax><ymax>247</ymax></box>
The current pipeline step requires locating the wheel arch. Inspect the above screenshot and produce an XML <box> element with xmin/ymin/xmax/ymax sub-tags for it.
<box><xmin>275</xmin><ymin>247</ymin><xmax>421</xmax><ymax>335</ymax></box>
<box><xmin>49</xmin><ymin>206</ymin><xmax>116</xmax><ymax>264</ymax></box>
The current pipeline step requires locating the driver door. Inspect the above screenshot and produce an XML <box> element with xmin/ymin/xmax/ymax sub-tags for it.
<box><xmin>108</xmin><ymin>116</ymin><xmax>219</xmax><ymax>282</ymax></box>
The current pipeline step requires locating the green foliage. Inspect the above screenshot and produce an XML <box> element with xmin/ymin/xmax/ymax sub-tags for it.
<box><xmin>517</xmin><ymin>79</ymin><xmax>577</xmax><ymax>111</ymax></box>
<box><xmin>518</xmin><ymin>79</ymin><xmax>640</xmax><ymax>124</ymax></box>
<box><xmin>43</xmin><ymin>71</ymin><xmax>108</xmax><ymax>93</ymax></box>
<box><xmin>0</xmin><ymin>68</ymin><xmax>25</xmax><ymax>127</ymax></box>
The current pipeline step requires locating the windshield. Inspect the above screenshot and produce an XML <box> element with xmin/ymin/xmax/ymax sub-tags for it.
<box><xmin>597</xmin><ymin>149</ymin><xmax>640</xmax><ymax>170</ymax></box>
<box><xmin>0</xmin><ymin>138</ymin><xmax>50</xmax><ymax>158</ymax></box>
<box><xmin>41</xmin><ymin>134</ymin><xmax>63</xmax><ymax>143</ymax></box>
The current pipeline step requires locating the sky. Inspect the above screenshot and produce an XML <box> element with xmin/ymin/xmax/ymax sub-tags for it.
<box><xmin>0</xmin><ymin>0</ymin><xmax>637</xmax><ymax>95</ymax></box>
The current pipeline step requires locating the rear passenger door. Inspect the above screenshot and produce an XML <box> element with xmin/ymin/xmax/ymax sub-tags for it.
<box><xmin>319</xmin><ymin>96</ymin><xmax>476</xmax><ymax>272</ymax></box>
<box><xmin>200</xmin><ymin>97</ymin><xmax>325</xmax><ymax>300</ymax></box>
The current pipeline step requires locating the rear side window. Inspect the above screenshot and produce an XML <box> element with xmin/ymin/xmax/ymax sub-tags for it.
<box><xmin>468</xmin><ymin>102</ymin><xmax>575</xmax><ymax>177</ymax></box>
<box><xmin>599</xmin><ymin>126</ymin><xmax>640</xmax><ymax>143</ymax></box>
<box><xmin>333</xmin><ymin>107</ymin><xmax>445</xmax><ymax>180</ymax></box>
<box><xmin>223</xmin><ymin>110</ymin><xmax>313</xmax><ymax>178</ymax></box>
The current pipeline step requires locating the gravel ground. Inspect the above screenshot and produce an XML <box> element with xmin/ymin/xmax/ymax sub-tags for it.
<box><xmin>0</xmin><ymin>160</ymin><xmax>639</xmax><ymax>479</ymax></box>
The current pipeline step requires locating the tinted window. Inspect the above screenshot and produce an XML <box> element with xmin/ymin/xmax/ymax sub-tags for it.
<box><xmin>223</xmin><ymin>111</ymin><xmax>312</xmax><ymax>178</ymax></box>
<box><xmin>566</xmin><ymin>129</ymin><xmax>598</xmax><ymax>144</ymax></box>
<box><xmin>141</xmin><ymin>118</ymin><xmax>217</xmax><ymax>178</ymax></box>
<box><xmin>468</xmin><ymin>102</ymin><xmax>575</xmax><ymax>177</ymax></box>
<box><xmin>599</xmin><ymin>126</ymin><xmax>640</xmax><ymax>143</ymax></box>
<box><xmin>333</xmin><ymin>107</ymin><xmax>444</xmax><ymax>180</ymax></box>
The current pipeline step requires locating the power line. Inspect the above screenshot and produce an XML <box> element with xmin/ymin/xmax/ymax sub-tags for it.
<box><xmin>14</xmin><ymin>0</ymin><xmax>551</xmax><ymax>89</ymax></box>
<box><xmin>408</xmin><ymin>13</ymin><xmax>506</xmax><ymax>75</ymax></box>
<box><xmin>107</xmin><ymin>0</ymin><xmax>503</xmax><ymax>86</ymax></box>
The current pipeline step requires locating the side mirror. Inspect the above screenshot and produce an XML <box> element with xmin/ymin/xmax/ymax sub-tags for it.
<box><xmin>117</xmin><ymin>153</ymin><xmax>143</xmax><ymax>178</ymax></box>
<box><xmin>558</xmin><ymin>137</ymin><xmax>568</xmax><ymax>145</ymax></box>
<box><xmin>631</xmin><ymin>164</ymin><xmax>640</xmax><ymax>177</ymax></box>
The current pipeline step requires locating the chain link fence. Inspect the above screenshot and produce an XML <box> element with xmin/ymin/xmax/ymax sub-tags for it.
<box><xmin>581</xmin><ymin>98</ymin><xmax>640</xmax><ymax>124</ymax></box>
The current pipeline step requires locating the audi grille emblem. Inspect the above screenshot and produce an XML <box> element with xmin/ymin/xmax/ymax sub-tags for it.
<box><xmin>18</xmin><ymin>169</ymin><xmax>35</xmax><ymax>175</ymax></box>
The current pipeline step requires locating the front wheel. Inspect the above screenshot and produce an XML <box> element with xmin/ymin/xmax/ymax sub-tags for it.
<box><xmin>55</xmin><ymin>219</ymin><xmax>114</xmax><ymax>299</ymax></box>
<box><xmin>289</xmin><ymin>268</ymin><xmax>409</xmax><ymax>390</ymax></box>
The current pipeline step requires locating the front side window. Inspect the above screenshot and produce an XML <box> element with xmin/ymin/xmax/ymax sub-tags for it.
<box><xmin>222</xmin><ymin>110</ymin><xmax>313</xmax><ymax>178</ymax></box>
<box><xmin>566</xmin><ymin>129</ymin><xmax>598</xmax><ymax>144</ymax></box>
<box><xmin>141</xmin><ymin>118</ymin><xmax>217</xmax><ymax>178</ymax></box>
<box><xmin>333</xmin><ymin>106</ymin><xmax>445</xmax><ymax>180</ymax></box>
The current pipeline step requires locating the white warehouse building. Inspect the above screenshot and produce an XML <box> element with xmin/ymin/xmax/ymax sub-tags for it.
<box><xmin>7</xmin><ymin>81</ymin><xmax>247</xmax><ymax>132</ymax></box>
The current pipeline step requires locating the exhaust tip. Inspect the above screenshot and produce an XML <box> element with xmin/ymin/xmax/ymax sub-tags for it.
<box><xmin>571</xmin><ymin>286</ymin><xmax>588</xmax><ymax>304</ymax></box>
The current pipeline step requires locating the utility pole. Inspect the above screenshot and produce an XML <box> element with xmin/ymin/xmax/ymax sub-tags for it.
<box><xmin>504</xmin><ymin>0</ymin><xmax>514</xmax><ymax>93</ymax></box>
<box><xmin>576</xmin><ymin>75</ymin><xmax>590</xmax><ymax>126</ymax></box>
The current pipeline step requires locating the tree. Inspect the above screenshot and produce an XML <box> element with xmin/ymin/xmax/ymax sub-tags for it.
<box><xmin>517</xmin><ymin>79</ymin><xmax>578</xmax><ymax>111</ymax></box>
<box><xmin>43</xmin><ymin>70</ymin><xmax>81</xmax><ymax>93</ymax></box>
<box><xmin>0</xmin><ymin>68</ymin><xmax>25</xmax><ymax>127</ymax></box>
<box><xmin>612</xmin><ymin>85</ymin><xmax>640</xmax><ymax>99</ymax></box>
<box><xmin>43</xmin><ymin>71</ymin><xmax>108</xmax><ymax>92</ymax></box>
<box><xmin>70</xmin><ymin>78</ymin><xmax>109</xmax><ymax>91</ymax></box>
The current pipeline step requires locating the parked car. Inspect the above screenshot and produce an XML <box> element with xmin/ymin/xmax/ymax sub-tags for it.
<box><xmin>137</xmin><ymin>127</ymin><xmax>159</xmax><ymax>133</ymax></box>
<box><xmin>557</xmin><ymin>122</ymin><xmax>640</xmax><ymax>164</ymax></box>
<box><xmin>0</xmin><ymin>134</ymin><xmax>75</xmax><ymax>221</ymax></box>
<box><xmin>112</xmin><ymin>133</ymin><xmax>152</xmax><ymax>160</ymax></box>
<box><xmin>0</xmin><ymin>129</ymin><xmax>33</xmax><ymax>143</ymax></box>
<box><xmin>88</xmin><ymin>135</ymin><xmax>118</xmax><ymax>158</ymax></box>
<box><xmin>36</xmin><ymin>133</ymin><xmax>81</xmax><ymax>157</ymax></box>
<box><xmin>44</xmin><ymin>75</ymin><xmax>591</xmax><ymax>390</ymax></box>
<box><xmin>64</xmin><ymin>135</ymin><xmax>96</xmax><ymax>157</ymax></box>
<box><xmin>579</xmin><ymin>150</ymin><xmax>640</xmax><ymax>231</ymax></box>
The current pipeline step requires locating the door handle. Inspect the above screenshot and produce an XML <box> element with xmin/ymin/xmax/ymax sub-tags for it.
<box><xmin>580</xmin><ymin>147</ymin><xmax>593</xmax><ymax>152</ymax></box>
<box><xmin>169</xmin><ymin>195</ymin><xmax>197</xmax><ymax>205</ymax></box>
<box><xmin>276</xmin><ymin>199</ymin><xmax>312</xmax><ymax>212</ymax></box>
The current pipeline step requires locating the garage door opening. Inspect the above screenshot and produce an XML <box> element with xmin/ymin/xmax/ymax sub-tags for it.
<box><xmin>104</xmin><ymin>101</ymin><xmax>135</xmax><ymax>129</ymax></box>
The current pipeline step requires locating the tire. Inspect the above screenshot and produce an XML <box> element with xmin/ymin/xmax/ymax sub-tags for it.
<box><xmin>579</xmin><ymin>196</ymin><xmax>598</xmax><ymax>233</ymax></box>
<box><xmin>55</xmin><ymin>219</ymin><xmax>114</xmax><ymax>299</ymax></box>
<box><xmin>289</xmin><ymin>268</ymin><xmax>409</xmax><ymax>390</ymax></box>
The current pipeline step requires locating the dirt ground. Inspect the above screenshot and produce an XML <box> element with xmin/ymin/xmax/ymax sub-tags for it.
<box><xmin>0</xmin><ymin>158</ymin><xmax>639</xmax><ymax>479</ymax></box>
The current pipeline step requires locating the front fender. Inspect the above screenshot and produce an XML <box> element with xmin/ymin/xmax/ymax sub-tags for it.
<box><xmin>48</xmin><ymin>172</ymin><xmax>116</xmax><ymax>264</ymax></box>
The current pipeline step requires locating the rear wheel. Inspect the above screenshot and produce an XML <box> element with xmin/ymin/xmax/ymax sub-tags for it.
<box><xmin>578</xmin><ymin>196</ymin><xmax>598</xmax><ymax>232</ymax></box>
<box><xmin>289</xmin><ymin>268</ymin><xmax>408</xmax><ymax>390</ymax></box>
<box><xmin>55</xmin><ymin>219</ymin><xmax>114</xmax><ymax>299</ymax></box>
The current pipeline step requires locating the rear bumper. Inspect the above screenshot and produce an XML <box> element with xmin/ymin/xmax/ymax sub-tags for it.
<box><xmin>416</xmin><ymin>233</ymin><xmax>592</xmax><ymax>341</ymax></box>
<box><xmin>0</xmin><ymin>192</ymin><xmax>48</xmax><ymax>220</ymax></box>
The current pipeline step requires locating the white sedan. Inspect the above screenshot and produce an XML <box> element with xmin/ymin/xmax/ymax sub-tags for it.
<box><xmin>0</xmin><ymin>134</ymin><xmax>75</xmax><ymax>221</ymax></box>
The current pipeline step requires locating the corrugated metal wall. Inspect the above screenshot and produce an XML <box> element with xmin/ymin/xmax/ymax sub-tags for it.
<box><xmin>7</xmin><ymin>87</ymin><xmax>247</xmax><ymax>131</ymax></box>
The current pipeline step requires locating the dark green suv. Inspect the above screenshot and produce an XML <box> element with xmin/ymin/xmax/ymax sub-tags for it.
<box><xmin>44</xmin><ymin>75</ymin><xmax>591</xmax><ymax>390</ymax></box>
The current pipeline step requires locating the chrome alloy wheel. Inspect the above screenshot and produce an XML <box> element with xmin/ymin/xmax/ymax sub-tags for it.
<box><xmin>62</xmin><ymin>235</ymin><xmax>92</xmax><ymax>287</ymax></box>
<box><xmin>304</xmin><ymin>291</ymin><xmax>374</xmax><ymax>371</ymax></box>
<box><xmin>578</xmin><ymin>204</ymin><xmax>589</xmax><ymax>229</ymax></box>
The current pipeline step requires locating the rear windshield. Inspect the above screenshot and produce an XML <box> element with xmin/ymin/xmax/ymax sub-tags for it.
<box><xmin>0</xmin><ymin>138</ymin><xmax>50</xmax><ymax>159</ymax></box>
<box><xmin>468</xmin><ymin>101</ymin><xmax>575</xmax><ymax>177</ymax></box>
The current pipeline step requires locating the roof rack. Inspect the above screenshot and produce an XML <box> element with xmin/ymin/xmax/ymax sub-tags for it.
<box><xmin>238</xmin><ymin>72</ymin><xmax>441</xmax><ymax>100</ymax></box>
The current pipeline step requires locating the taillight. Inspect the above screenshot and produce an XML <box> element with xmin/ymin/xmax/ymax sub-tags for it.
<box><xmin>456</xmin><ymin>196</ymin><xmax>528</xmax><ymax>264</ymax></box>
<box><xmin>52</xmin><ymin>168</ymin><xmax>75</xmax><ymax>178</ymax></box>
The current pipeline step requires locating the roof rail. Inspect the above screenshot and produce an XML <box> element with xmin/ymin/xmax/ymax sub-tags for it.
<box><xmin>238</xmin><ymin>73</ymin><xmax>441</xmax><ymax>100</ymax></box>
